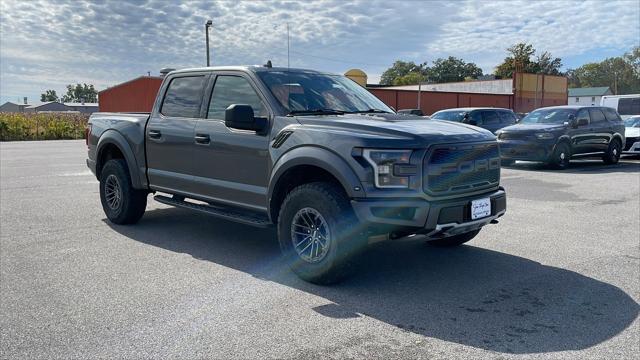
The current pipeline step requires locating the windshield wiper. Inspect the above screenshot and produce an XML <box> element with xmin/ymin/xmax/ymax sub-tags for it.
<box><xmin>287</xmin><ymin>108</ymin><xmax>345</xmax><ymax>116</ymax></box>
<box><xmin>347</xmin><ymin>108</ymin><xmax>392</xmax><ymax>114</ymax></box>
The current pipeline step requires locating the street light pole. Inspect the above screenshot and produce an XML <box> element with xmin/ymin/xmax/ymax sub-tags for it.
<box><xmin>205</xmin><ymin>20</ymin><xmax>213</xmax><ymax>66</ymax></box>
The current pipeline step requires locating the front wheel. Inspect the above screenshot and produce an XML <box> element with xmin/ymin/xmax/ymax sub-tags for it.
<box><xmin>549</xmin><ymin>142</ymin><xmax>571</xmax><ymax>169</ymax></box>
<box><xmin>603</xmin><ymin>139</ymin><xmax>622</xmax><ymax>164</ymax></box>
<box><xmin>277</xmin><ymin>182</ymin><xmax>365</xmax><ymax>284</ymax></box>
<box><xmin>427</xmin><ymin>229</ymin><xmax>481</xmax><ymax>247</ymax></box>
<box><xmin>99</xmin><ymin>159</ymin><xmax>147</xmax><ymax>225</ymax></box>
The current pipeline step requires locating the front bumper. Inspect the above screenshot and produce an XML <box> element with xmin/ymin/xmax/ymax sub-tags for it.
<box><xmin>351</xmin><ymin>187</ymin><xmax>506</xmax><ymax>235</ymax></box>
<box><xmin>498</xmin><ymin>139</ymin><xmax>555</xmax><ymax>161</ymax></box>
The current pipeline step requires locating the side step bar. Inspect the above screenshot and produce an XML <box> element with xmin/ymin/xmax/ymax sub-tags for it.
<box><xmin>154</xmin><ymin>195</ymin><xmax>272</xmax><ymax>228</ymax></box>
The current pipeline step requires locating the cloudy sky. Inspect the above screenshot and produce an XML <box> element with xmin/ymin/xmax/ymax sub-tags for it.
<box><xmin>1</xmin><ymin>0</ymin><xmax>638</xmax><ymax>105</ymax></box>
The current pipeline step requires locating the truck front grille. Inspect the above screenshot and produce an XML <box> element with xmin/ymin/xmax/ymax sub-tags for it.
<box><xmin>424</xmin><ymin>143</ymin><xmax>500</xmax><ymax>196</ymax></box>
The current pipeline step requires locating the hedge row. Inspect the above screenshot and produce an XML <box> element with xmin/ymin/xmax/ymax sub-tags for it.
<box><xmin>0</xmin><ymin>112</ymin><xmax>89</xmax><ymax>141</ymax></box>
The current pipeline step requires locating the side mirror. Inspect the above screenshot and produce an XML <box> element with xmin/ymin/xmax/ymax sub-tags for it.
<box><xmin>225</xmin><ymin>104</ymin><xmax>266</xmax><ymax>132</ymax></box>
<box><xmin>577</xmin><ymin>118</ymin><xmax>589</xmax><ymax>127</ymax></box>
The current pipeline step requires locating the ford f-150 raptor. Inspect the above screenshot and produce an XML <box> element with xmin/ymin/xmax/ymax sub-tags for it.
<box><xmin>86</xmin><ymin>66</ymin><xmax>507</xmax><ymax>283</ymax></box>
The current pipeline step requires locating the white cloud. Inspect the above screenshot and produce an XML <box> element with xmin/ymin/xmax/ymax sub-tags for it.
<box><xmin>0</xmin><ymin>0</ymin><xmax>638</xmax><ymax>104</ymax></box>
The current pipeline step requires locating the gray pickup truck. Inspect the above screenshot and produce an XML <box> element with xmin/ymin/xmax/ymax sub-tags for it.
<box><xmin>87</xmin><ymin>66</ymin><xmax>506</xmax><ymax>283</ymax></box>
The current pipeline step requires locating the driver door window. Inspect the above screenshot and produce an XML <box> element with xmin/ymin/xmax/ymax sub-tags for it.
<box><xmin>207</xmin><ymin>76</ymin><xmax>267</xmax><ymax>120</ymax></box>
<box><xmin>576</xmin><ymin>109</ymin><xmax>590</xmax><ymax>124</ymax></box>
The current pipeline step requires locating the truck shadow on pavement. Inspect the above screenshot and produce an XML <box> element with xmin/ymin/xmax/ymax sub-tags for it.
<box><xmin>107</xmin><ymin>209</ymin><xmax>639</xmax><ymax>355</ymax></box>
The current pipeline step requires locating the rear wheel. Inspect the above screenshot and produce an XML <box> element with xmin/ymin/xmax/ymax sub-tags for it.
<box><xmin>277</xmin><ymin>182</ymin><xmax>366</xmax><ymax>284</ymax></box>
<box><xmin>549</xmin><ymin>142</ymin><xmax>571</xmax><ymax>169</ymax></box>
<box><xmin>427</xmin><ymin>229</ymin><xmax>481</xmax><ymax>247</ymax></box>
<box><xmin>99</xmin><ymin>159</ymin><xmax>147</xmax><ymax>224</ymax></box>
<box><xmin>603</xmin><ymin>139</ymin><xmax>622</xmax><ymax>164</ymax></box>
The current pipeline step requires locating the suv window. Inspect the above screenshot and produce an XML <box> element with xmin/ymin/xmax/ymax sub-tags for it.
<box><xmin>576</xmin><ymin>109</ymin><xmax>590</xmax><ymax>124</ymax></box>
<box><xmin>481</xmin><ymin>111</ymin><xmax>500</xmax><ymax>125</ymax></box>
<box><xmin>161</xmin><ymin>76</ymin><xmax>206</xmax><ymax>118</ymax></box>
<box><xmin>588</xmin><ymin>108</ymin><xmax>606</xmax><ymax>123</ymax></box>
<box><xmin>618</xmin><ymin>98</ymin><xmax>640</xmax><ymax>115</ymax></box>
<box><xmin>208</xmin><ymin>76</ymin><xmax>266</xmax><ymax>119</ymax></box>
<box><xmin>497</xmin><ymin>110</ymin><xmax>516</xmax><ymax>124</ymax></box>
<box><xmin>469</xmin><ymin>111</ymin><xmax>482</xmax><ymax>124</ymax></box>
<box><xmin>602</xmin><ymin>107</ymin><xmax>621</xmax><ymax>122</ymax></box>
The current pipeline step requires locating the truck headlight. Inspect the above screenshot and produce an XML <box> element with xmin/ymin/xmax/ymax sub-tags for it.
<box><xmin>363</xmin><ymin>149</ymin><xmax>413</xmax><ymax>188</ymax></box>
<box><xmin>535</xmin><ymin>132</ymin><xmax>555</xmax><ymax>140</ymax></box>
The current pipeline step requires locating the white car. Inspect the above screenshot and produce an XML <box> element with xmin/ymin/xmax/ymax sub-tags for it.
<box><xmin>623</xmin><ymin>116</ymin><xmax>640</xmax><ymax>154</ymax></box>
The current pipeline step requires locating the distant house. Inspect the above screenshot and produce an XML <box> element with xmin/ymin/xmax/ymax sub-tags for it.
<box><xmin>24</xmin><ymin>101</ymin><xmax>70</xmax><ymax>113</ymax></box>
<box><xmin>64</xmin><ymin>102</ymin><xmax>99</xmax><ymax>114</ymax></box>
<box><xmin>568</xmin><ymin>87</ymin><xmax>613</xmax><ymax>106</ymax></box>
<box><xmin>0</xmin><ymin>101</ymin><xmax>32</xmax><ymax>113</ymax></box>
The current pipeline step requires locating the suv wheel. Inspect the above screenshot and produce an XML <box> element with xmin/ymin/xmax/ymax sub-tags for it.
<box><xmin>427</xmin><ymin>229</ymin><xmax>481</xmax><ymax>247</ymax></box>
<box><xmin>603</xmin><ymin>139</ymin><xmax>622</xmax><ymax>164</ymax></box>
<box><xmin>549</xmin><ymin>142</ymin><xmax>571</xmax><ymax>169</ymax></box>
<box><xmin>277</xmin><ymin>182</ymin><xmax>365</xmax><ymax>284</ymax></box>
<box><xmin>99</xmin><ymin>159</ymin><xmax>147</xmax><ymax>225</ymax></box>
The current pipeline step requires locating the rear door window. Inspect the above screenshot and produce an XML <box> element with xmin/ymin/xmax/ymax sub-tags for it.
<box><xmin>602</xmin><ymin>108</ymin><xmax>621</xmax><ymax>122</ymax></box>
<box><xmin>498</xmin><ymin>110</ymin><xmax>517</xmax><ymax>125</ymax></box>
<box><xmin>588</xmin><ymin>108</ymin><xmax>606</xmax><ymax>123</ymax></box>
<box><xmin>481</xmin><ymin>111</ymin><xmax>500</xmax><ymax>125</ymax></box>
<box><xmin>161</xmin><ymin>76</ymin><xmax>206</xmax><ymax>118</ymax></box>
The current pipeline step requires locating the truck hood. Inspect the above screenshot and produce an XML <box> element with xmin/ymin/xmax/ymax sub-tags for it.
<box><xmin>499</xmin><ymin>123</ymin><xmax>566</xmax><ymax>132</ymax></box>
<box><xmin>295</xmin><ymin>113</ymin><xmax>494</xmax><ymax>144</ymax></box>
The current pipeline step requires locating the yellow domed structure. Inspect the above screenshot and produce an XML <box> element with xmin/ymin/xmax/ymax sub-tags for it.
<box><xmin>345</xmin><ymin>69</ymin><xmax>368</xmax><ymax>87</ymax></box>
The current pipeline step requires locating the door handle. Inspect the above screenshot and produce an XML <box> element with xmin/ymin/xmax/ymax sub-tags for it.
<box><xmin>148</xmin><ymin>130</ymin><xmax>162</xmax><ymax>139</ymax></box>
<box><xmin>195</xmin><ymin>134</ymin><xmax>210</xmax><ymax>144</ymax></box>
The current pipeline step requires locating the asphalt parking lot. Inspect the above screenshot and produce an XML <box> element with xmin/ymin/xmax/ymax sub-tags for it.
<box><xmin>1</xmin><ymin>140</ymin><xmax>638</xmax><ymax>359</ymax></box>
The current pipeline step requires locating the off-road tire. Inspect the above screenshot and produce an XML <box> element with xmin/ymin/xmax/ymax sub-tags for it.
<box><xmin>277</xmin><ymin>182</ymin><xmax>365</xmax><ymax>284</ymax></box>
<box><xmin>603</xmin><ymin>139</ymin><xmax>622</xmax><ymax>164</ymax></box>
<box><xmin>427</xmin><ymin>229</ymin><xmax>481</xmax><ymax>247</ymax></box>
<box><xmin>99</xmin><ymin>159</ymin><xmax>147</xmax><ymax>225</ymax></box>
<box><xmin>549</xmin><ymin>142</ymin><xmax>571</xmax><ymax>170</ymax></box>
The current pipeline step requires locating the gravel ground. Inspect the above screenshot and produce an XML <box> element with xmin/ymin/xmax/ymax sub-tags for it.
<box><xmin>1</xmin><ymin>140</ymin><xmax>638</xmax><ymax>359</ymax></box>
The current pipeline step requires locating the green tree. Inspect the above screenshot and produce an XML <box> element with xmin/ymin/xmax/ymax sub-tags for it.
<box><xmin>494</xmin><ymin>43</ymin><xmax>563</xmax><ymax>78</ymax></box>
<box><xmin>380</xmin><ymin>61</ymin><xmax>428</xmax><ymax>85</ymax></box>
<box><xmin>393</xmin><ymin>72</ymin><xmax>426</xmax><ymax>86</ymax></box>
<box><xmin>61</xmin><ymin>83</ymin><xmax>98</xmax><ymax>103</ymax></box>
<box><xmin>428</xmin><ymin>56</ymin><xmax>483</xmax><ymax>83</ymax></box>
<box><xmin>567</xmin><ymin>47</ymin><xmax>640</xmax><ymax>95</ymax></box>
<box><xmin>40</xmin><ymin>90</ymin><xmax>59</xmax><ymax>102</ymax></box>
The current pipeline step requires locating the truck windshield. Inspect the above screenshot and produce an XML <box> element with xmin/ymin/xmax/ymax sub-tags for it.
<box><xmin>256</xmin><ymin>71</ymin><xmax>394</xmax><ymax>115</ymax></box>
<box><xmin>520</xmin><ymin>108</ymin><xmax>576</xmax><ymax>124</ymax></box>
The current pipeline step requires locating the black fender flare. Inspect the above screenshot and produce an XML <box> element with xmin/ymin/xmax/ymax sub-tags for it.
<box><xmin>611</xmin><ymin>132</ymin><xmax>624</xmax><ymax>144</ymax></box>
<box><xmin>268</xmin><ymin>146</ymin><xmax>365</xmax><ymax>214</ymax></box>
<box><xmin>96</xmin><ymin>130</ymin><xmax>143</xmax><ymax>189</ymax></box>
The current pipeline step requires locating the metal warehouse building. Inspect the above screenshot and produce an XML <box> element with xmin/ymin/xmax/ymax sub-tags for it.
<box><xmin>369</xmin><ymin>73</ymin><xmax>568</xmax><ymax>115</ymax></box>
<box><xmin>98</xmin><ymin>76</ymin><xmax>163</xmax><ymax>112</ymax></box>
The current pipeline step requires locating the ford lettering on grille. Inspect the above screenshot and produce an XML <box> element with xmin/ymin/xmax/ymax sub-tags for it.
<box><xmin>424</xmin><ymin>143</ymin><xmax>500</xmax><ymax>195</ymax></box>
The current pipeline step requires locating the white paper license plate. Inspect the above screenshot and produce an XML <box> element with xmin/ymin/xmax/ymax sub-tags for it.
<box><xmin>471</xmin><ymin>198</ymin><xmax>491</xmax><ymax>220</ymax></box>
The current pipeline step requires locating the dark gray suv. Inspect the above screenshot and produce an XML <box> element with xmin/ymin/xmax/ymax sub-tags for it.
<box><xmin>496</xmin><ymin>106</ymin><xmax>626</xmax><ymax>169</ymax></box>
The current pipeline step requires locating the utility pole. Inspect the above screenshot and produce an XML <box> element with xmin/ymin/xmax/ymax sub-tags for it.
<box><xmin>205</xmin><ymin>20</ymin><xmax>213</xmax><ymax>66</ymax></box>
<box><xmin>287</xmin><ymin>22</ymin><xmax>290</xmax><ymax>68</ymax></box>
<box><xmin>417</xmin><ymin>82</ymin><xmax>422</xmax><ymax>110</ymax></box>
<box><xmin>614</xmin><ymin>71</ymin><xmax>618</xmax><ymax>95</ymax></box>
